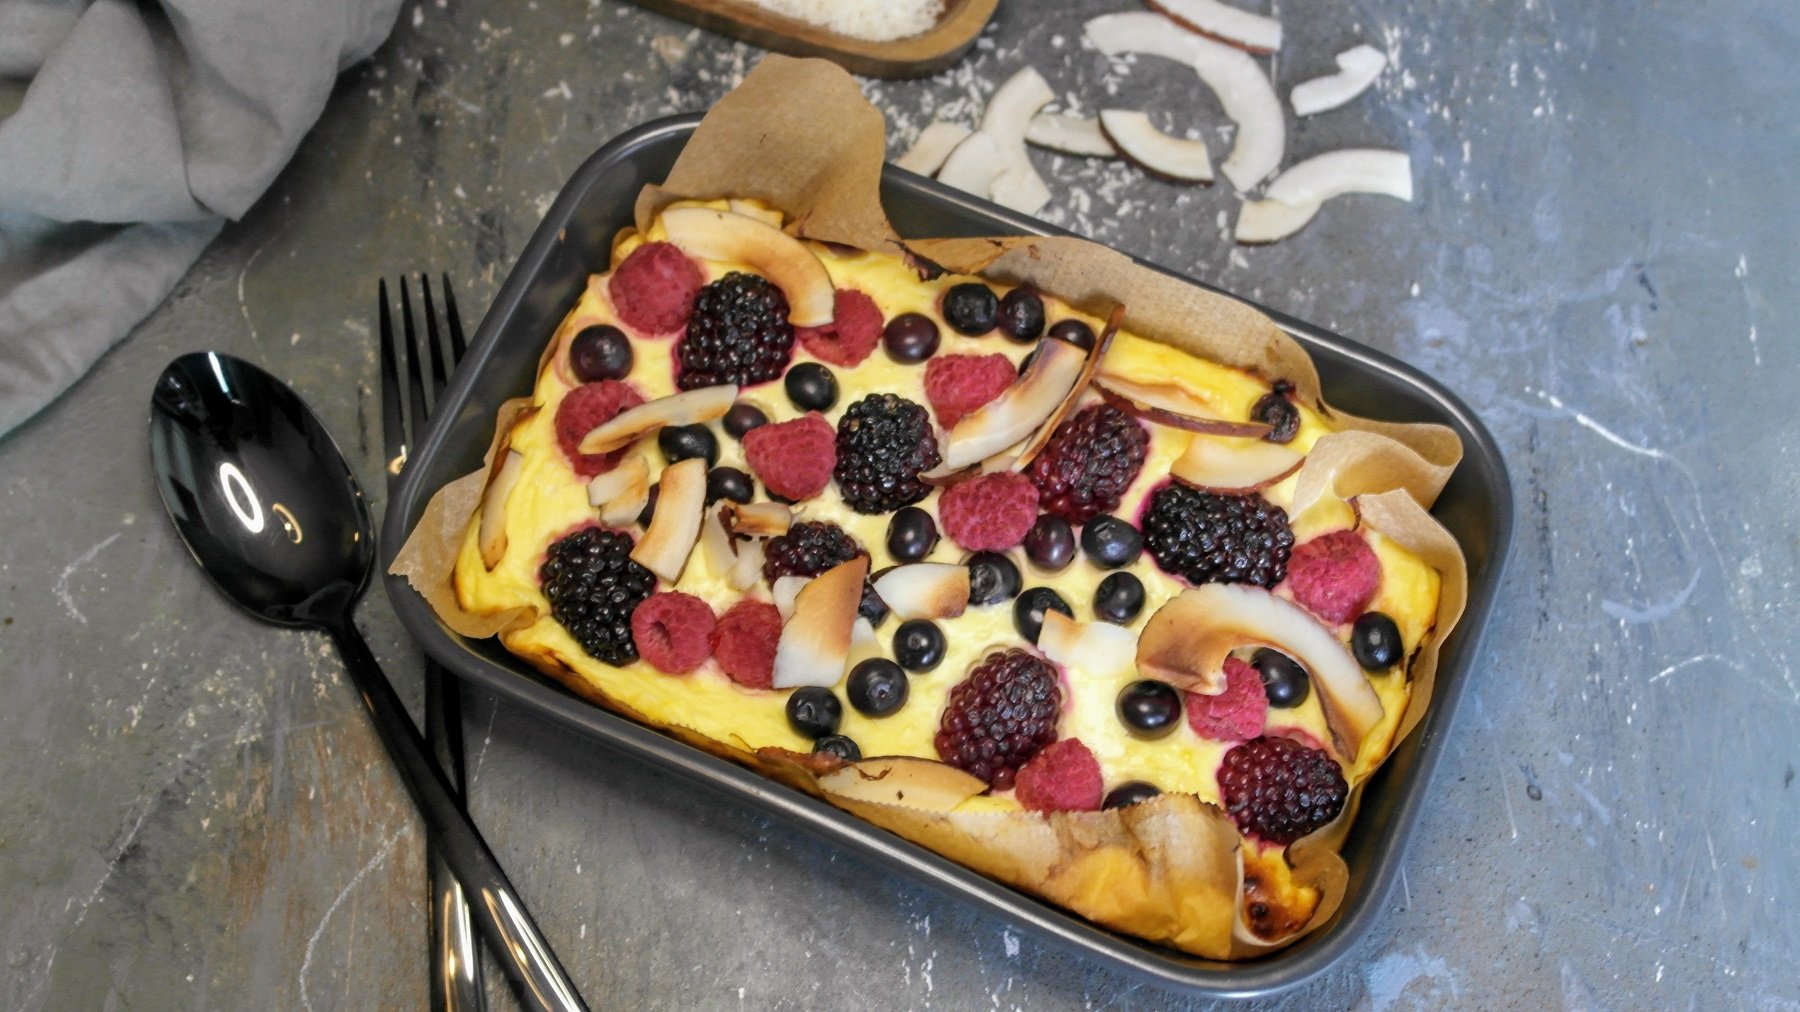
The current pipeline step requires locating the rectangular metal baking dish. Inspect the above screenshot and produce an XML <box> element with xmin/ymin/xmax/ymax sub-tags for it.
<box><xmin>382</xmin><ymin>114</ymin><xmax>1514</xmax><ymax>998</ymax></box>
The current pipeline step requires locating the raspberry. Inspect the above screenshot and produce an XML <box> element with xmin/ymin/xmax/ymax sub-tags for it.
<box><xmin>676</xmin><ymin>272</ymin><xmax>795</xmax><ymax>389</ymax></box>
<box><xmin>938</xmin><ymin>472</ymin><xmax>1039</xmax><ymax>552</ymax></box>
<box><xmin>1216</xmin><ymin>735</ymin><xmax>1348</xmax><ymax>845</ymax></box>
<box><xmin>742</xmin><ymin>413</ymin><xmax>837</xmax><ymax>500</ymax></box>
<box><xmin>934</xmin><ymin>649</ymin><xmax>1062</xmax><ymax>790</ymax></box>
<box><xmin>630</xmin><ymin>592</ymin><xmax>717</xmax><ymax>674</ymax></box>
<box><xmin>923</xmin><ymin>353</ymin><xmax>1015</xmax><ymax>429</ymax></box>
<box><xmin>553</xmin><ymin>380</ymin><xmax>646</xmax><ymax>478</ymax></box>
<box><xmin>1284</xmin><ymin>530</ymin><xmax>1381</xmax><ymax>624</ymax></box>
<box><xmin>608</xmin><ymin>241</ymin><xmax>704</xmax><ymax>335</ymax></box>
<box><xmin>1026</xmin><ymin>405</ymin><xmax>1149</xmax><ymax>524</ymax></box>
<box><xmin>539</xmin><ymin>527</ymin><xmax>656</xmax><ymax>666</ymax></box>
<box><xmin>763</xmin><ymin>521</ymin><xmax>865</xmax><ymax>582</ymax></box>
<box><xmin>1185</xmin><ymin>656</ymin><xmax>1269</xmax><ymax>742</ymax></box>
<box><xmin>711</xmin><ymin>600</ymin><xmax>783</xmax><ymax>689</ymax></box>
<box><xmin>832</xmin><ymin>394</ymin><xmax>941</xmax><ymax>514</ymax></box>
<box><xmin>1142</xmin><ymin>484</ymin><xmax>1294</xmax><ymax>589</ymax></box>
<box><xmin>796</xmin><ymin>288</ymin><xmax>884</xmax><ymax>367</ymax></box>
<box><xmin>1014</xmin><ymin>739</ymin><xmax>1103</xmax><ymax>813</ymax></box>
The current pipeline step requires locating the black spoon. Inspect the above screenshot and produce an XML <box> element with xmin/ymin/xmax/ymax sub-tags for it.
<box><xmin>149</xmin><ymin>351</ymin><xmax>587</xmax><ymax>1012</ymax></box>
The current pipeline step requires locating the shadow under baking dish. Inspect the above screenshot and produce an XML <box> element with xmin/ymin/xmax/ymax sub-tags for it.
<box><xmin>381</xmin><ymin>115</ymin><xmax>1514</xmax><ymax>999</ymax></box>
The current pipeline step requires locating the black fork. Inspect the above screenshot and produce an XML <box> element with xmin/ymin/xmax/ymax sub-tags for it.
<box><xmin>379</xmin><ymin>275</ymin><xmax>483</xmax><ymax>1012</ymax></box>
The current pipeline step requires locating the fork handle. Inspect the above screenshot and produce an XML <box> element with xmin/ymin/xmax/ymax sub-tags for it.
<box><xmin>328</xmin><ymin>618</ymin><xmax>588</xmax><ymax>1012</ymax></box>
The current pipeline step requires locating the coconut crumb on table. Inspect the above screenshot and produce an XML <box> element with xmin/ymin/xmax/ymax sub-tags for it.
<box><xmin>741</xmin><ymin>0</ymin><xmax>945</xmax><ymax>42</ymax></box>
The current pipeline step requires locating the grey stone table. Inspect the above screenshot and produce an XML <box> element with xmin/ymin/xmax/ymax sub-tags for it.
<box><xmin>3</xmin><ymin>0</ymin><xmax>1794</xmax><ymax>1008</ymax></box>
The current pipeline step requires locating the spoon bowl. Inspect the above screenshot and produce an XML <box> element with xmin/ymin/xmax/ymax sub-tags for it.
<box><xmin>149</xmin><ymin>351</ymin><xmax>587</xmax><ymax>1012</ymax></box>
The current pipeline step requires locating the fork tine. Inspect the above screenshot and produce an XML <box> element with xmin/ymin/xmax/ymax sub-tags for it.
<box><xmin>400</xmin><ymin>277</ymin><xmax>430</xmax><ymax>456</ymax></box>
<box><xmin>419</xmin><ymin>273</ymin><xmax>450</xmax><ymax>408</ymax></box>
<box><xmin>378</xmin><ymin>279</ymin><xmax>407</xmax><ymax>484</ymax></box>
<box><xmin>441</xmin><ymin>272</ymin><xmax>467</xmax><ymax>362</ymax></box>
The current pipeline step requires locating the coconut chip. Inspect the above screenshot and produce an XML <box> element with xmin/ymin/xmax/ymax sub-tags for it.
<box><xmin>1099</xmin><ymin>110</ymin><xmax>1213</xmax><ymax>183</ymax></box>
<box><xmin>1147</xmin><ymin>0</ymin><xmax>1282</xmax><ymax>53</ymax></box>
<box><xmin>1025</xmin><ymin>112</ymin><xmax>1119</xmax><ymax>158</ymax></box>
<box><xmin>1290</xmin><ymin>44</ymin><xmax>1387</xmax><ymax>117</ymax></box>
<box><xmin>1235</xmin><ymin>149</ymin><xmax>1412</xmax><ymax>243</ymax></box>
<box><xmin>896</xmin><ymin>121</ymin><xmax>973</xmax><ymax>176</ymax></box>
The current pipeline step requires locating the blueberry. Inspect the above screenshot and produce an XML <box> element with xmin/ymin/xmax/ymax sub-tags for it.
<box><xmin>1023</xmin><ymin>515</ymin><xmax>1075</xmax><ymax>571</ymax></box>
<box><xmin>658</xmin><ymin>423</ymin><xmax>718</xmax><ymax>467</ymax></box>
<box><xmin>786</xmin><ymin>686</ymin><xmax>842</xmax><ymax>738</ymax></box>
<box><xmin>1116</xmin><ymin>680</ymin><xmax>1181</xmax><ymax>738</ymax></box>
<box><xmin>1092</xmin><ymin>572</ymin><xmax>1146</xmax><ymax>625</ymax></box>
<box><xmin>1251</xmin><ymin>381</ymin><xmax>1300</xmax><ymax>444</ymax></box>
<box><xmin>887</xmin><ymin>506</ymin><xmax>939</xmax><ymax>563</ymax></box>
<box><xmin>705</xmin><ymin>466</ymin><xmax>754</xmax><ymax>505</ymax></box>
<box><xmin>860</xmin><ymin>579</ymin><xmax>889</xmax><ymax>628</ymax></box>
<box><xmin>1013</xmin><ymin>587</ymin><xmax>1073</xmax><ymax>644</ymax></box>
<box><xmin>1046</xmin><ymin>319</ymin><xmax>1097</xmax><ymax>351</ymax></box>
<box><xmin>1080</xmin><ymin>515</ymin><xmax>1142</xmax><ymax>569</ymax></box>
<box><xmin>1102</xmin><ymin>781</ymin><xmax>1162</xmax><ymax>810</ymax></box>
<box><xmin>1252</xmin><ymin>648</ymin><xmax>1310</xmax><ymax>708</ymax></box>
<box><xmin>965</xmin><ymin>551</ymin><xmax>1022</xmax><ymax>606</ymax></box>
<box><xmin>998</xmin><ymin>287</ymin><xmax>1046</xmax><ymax>342</ymax></box>
<box><xmin>722</xmin><ymin>402</ymin><xmax>769</xmax><ymax>440</ymax></box>
<box><xmin>847</xmin><ymin>657</ymin><xmax>909</xmax><ymax>716</ymax></box>
<box><xmin>1352</xmin><ymin>612</ymin><xmax>1403</xmax><ymax>671</ymax></box>
<box><xmin>569</xmin><ymin>324</ymin><xmax>634</xmax><ymax>381</ymax></box>
<box><xmin>637</xmin><ymin>482</ymin><xmax>659</xmax><ymax>527</ymax></box>
<box><xmin>883</xmin><ymin>312</ymin><xmax>941</xmax><ymax>363</ymax></box>
<box><xmin>812</xmin><ymin>734</ymin><xmax>861</xmax><ymax>761</ymax></box>
<box><xmin>942</xmin><ymin>282</ymin><xmax>999</xmax><ymax>335</ymax></box>
<box><xmin>893</xmin><ymin>619</ymin><xmax>947</xmax><ymax>673</ymax></box>
<box><xmin>785</xmin><ymin>362</ymin><xmax>838</xmax><ymax>412</ymax></box>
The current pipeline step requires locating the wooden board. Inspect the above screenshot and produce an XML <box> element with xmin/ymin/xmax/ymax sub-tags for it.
<box><xmin>625</xmin><ymin>0</ymin><xmax>999</xmax><ymax>78</ymax></box>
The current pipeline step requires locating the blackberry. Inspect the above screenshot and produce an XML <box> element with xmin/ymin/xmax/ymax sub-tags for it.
<box><xmin>1142</xmin><ymin>485</ymin><xmax>1294</xmax><ymax>589</ymax></box>
<box><xmin>934</xmin><ymin>649</ymin><xmax>1062</xmax><ymax>790</ymax></box>
<box><xmin>763</xmin><ymin>521</ymin><xmax>866</xmax><ymax>582</ymax></box>
<box><xmin>832</xmin><ymin>394</ymin><xmax>942</xmax><ymax>514</ymax></box>
<box><xmin>1216</xmin><ymin>736</ymin><xmax>1348</xmax><ymax>844</ymax></box>
<box><xmin>676</xmin><ymin>272</ymin><xmax>795</xmax><ymax>389</ymax></box>
<box><xmin>538</xmin><ymin>527</ymin><xmax>657</xmax><ymax>666</ymax></box>
<box><xmin>1026</xmin><ymin>405</ymin><xmax>1150</xmax><ymax>524</ymax></box>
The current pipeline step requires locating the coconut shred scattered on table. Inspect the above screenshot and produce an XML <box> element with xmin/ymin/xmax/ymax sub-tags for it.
<box><xmin>896</xmin><ymin>1</ymin><xmax>1410</xmax><ymax>243</ymax></box>
<box><xmin>742</xmin><ymin>0</ymin><xmax>944</xmax><ymax>42</ymax></box>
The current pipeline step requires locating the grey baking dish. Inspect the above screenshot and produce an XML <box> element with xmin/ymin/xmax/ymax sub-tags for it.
<box><xmin>381</xmin><ymin>114</ymin><xmax>1513</xmax><ymax>998</ymax></box>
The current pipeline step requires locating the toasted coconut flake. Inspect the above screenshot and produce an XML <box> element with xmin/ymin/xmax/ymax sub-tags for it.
<box><xmin>817</xmin><ymin>757</ymin><xmax>989</xmax><ymax>813</ymax></box>
<box><xmin>725</xmin><ymin>199</ymin><xmax>784</xmax><ymax>228</ymax></box>
<box><xmin>1025</xmin><ymin>112</ymin><xmax>1119</xmax><ymax>158</ymax></box>
<box><xmin>896</xmin><ymin>121</ymin><xmax>973</xmax><ymax>176</ymax></box>
<box><xmin>699</xmin><ymin>504</ymin><xmax>737</xmax><ymax>578</ymax></box>
<box><xmin>928</xmin><ymin>336</ymin><xmax>1088</xmax><ymax>474</ymax></box>
<box><xmin>1086</xmin><ymin>12</ymin><xmax>1284</xmax><ymax>190</ymax></box>
<box><xmin>660</xmin><ymin>206</ymin><xmax>835</xmax><ymax>326</ymax></box>
<box><xmin>873</xmin><ymin>564</ymin><xmax>971</xmax><ymax>621</ymax></box>
<box><xmin>477</xmin><ymin>449</ymin><xmax>525</xmax><ymax>570</ymax></box>
<box><xmin>773</xmin><ymin>575</ymin><xmax>811</xmax><ymax>620</ymax></box>
<box><xmin>1236</xmin><ymin>149</ymin><xmax>1412</xmax><ymax>243</ymax></box>
<box><xmin>1100</xmin><ymin>110</ymin><xmax>1214</xmax><ymax>183</ymax></box>
<box><xmin>1147</xmin><ymin>0</ymin><xmax>1282</xmax><ymax>53</ymax></box>
<box><xmin>1092</xmin><ymin>374</ymin><xmax>1271</xmax><ymax>437</ymax></box>
<box><xmin>1012</xmin><ymin>304</ymin><xmax>1124</xmax><ymax>470</ymax></box>
<box><xmin>629</xmin><ymin>458</ymin><xmax>706</xmax><ymax>583</ymax></box>
<box><xmin>1290</xmin><ymin>45</ymin><xmax>1387</xmax><ymax>117</ymax></box>
<box><xmin>771</xmin><ymin>556</ymin><xmax>868</xmax><ymax>689</ymax></box>
<box><xmin>935</xmin><ymin>131</ymin><xmax>1004</xmax><ymax>197</ymax></box>
<box><xmin>1137</xmin><ymin>585</ymin><xmax>1384</xmax><ymax>760</ymax></box>
<box><xmin>722</xmin><ymin>500</ymin><xmax>793</xmax><ymax>538</ymax></box>
<box><xmin>577</xmin><ymin>384</ymin><xmax>737</xmax><ymax>455</ymax></box>
<box><xmin>1171</xmin><ymin>434</ymin><xmax>1305</xmax><ymax>492</ymax></box>
<box><xmin>1036</xmin><ymin>610</ymin><xmax>1139</xmax><ymax>678</ymax></box>
<box><xmin>729</xmin><ymin>539</ymin><xmax>765</xmax><ymax>592</ymax></box>
<box><xmin>585</xmin><ymin>452</ymin><xmax>650</xmax><ymax>508</ymax></box>
<box><xmin>979</xmin><ymin>66</ymin><xmax>1056</xmax><ymax>215</ymax></box>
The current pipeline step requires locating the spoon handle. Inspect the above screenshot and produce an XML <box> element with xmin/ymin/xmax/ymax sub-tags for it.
<box><xmin>329</xmin><ymin>619</ymin><xmax>589</xmax><ymax>1012</ymax></box>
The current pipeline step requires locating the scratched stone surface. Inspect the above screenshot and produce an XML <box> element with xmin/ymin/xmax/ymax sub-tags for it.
<box><xmin>1</xmin><ymin>0</ymin><xmax>1795</xmax><ymax>1008</ymax></box>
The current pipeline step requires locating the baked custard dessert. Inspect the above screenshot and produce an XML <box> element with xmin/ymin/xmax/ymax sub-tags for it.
<box><xmin>442</xmin><ymin>197</ymin><xmax>1464</xmax><ymax>959</ymax></box>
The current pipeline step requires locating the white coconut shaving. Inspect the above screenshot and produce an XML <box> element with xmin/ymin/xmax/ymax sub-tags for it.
<box><xmin>742</xmin><ymin>0</ymin><xmax>945</xmax><ymax>42</ymax></box>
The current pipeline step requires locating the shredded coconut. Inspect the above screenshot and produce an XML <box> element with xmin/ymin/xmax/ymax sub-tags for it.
<box><xmin>742</xmin><ymin>0</ymin><xmax>945</xmax><ymax>42</ymax></box>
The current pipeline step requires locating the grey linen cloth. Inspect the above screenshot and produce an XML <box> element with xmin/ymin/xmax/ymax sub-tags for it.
<box><xmin>0</xmin><ymin>0</ymin><xmax>402</xmax><ymax>435</ymax></box>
